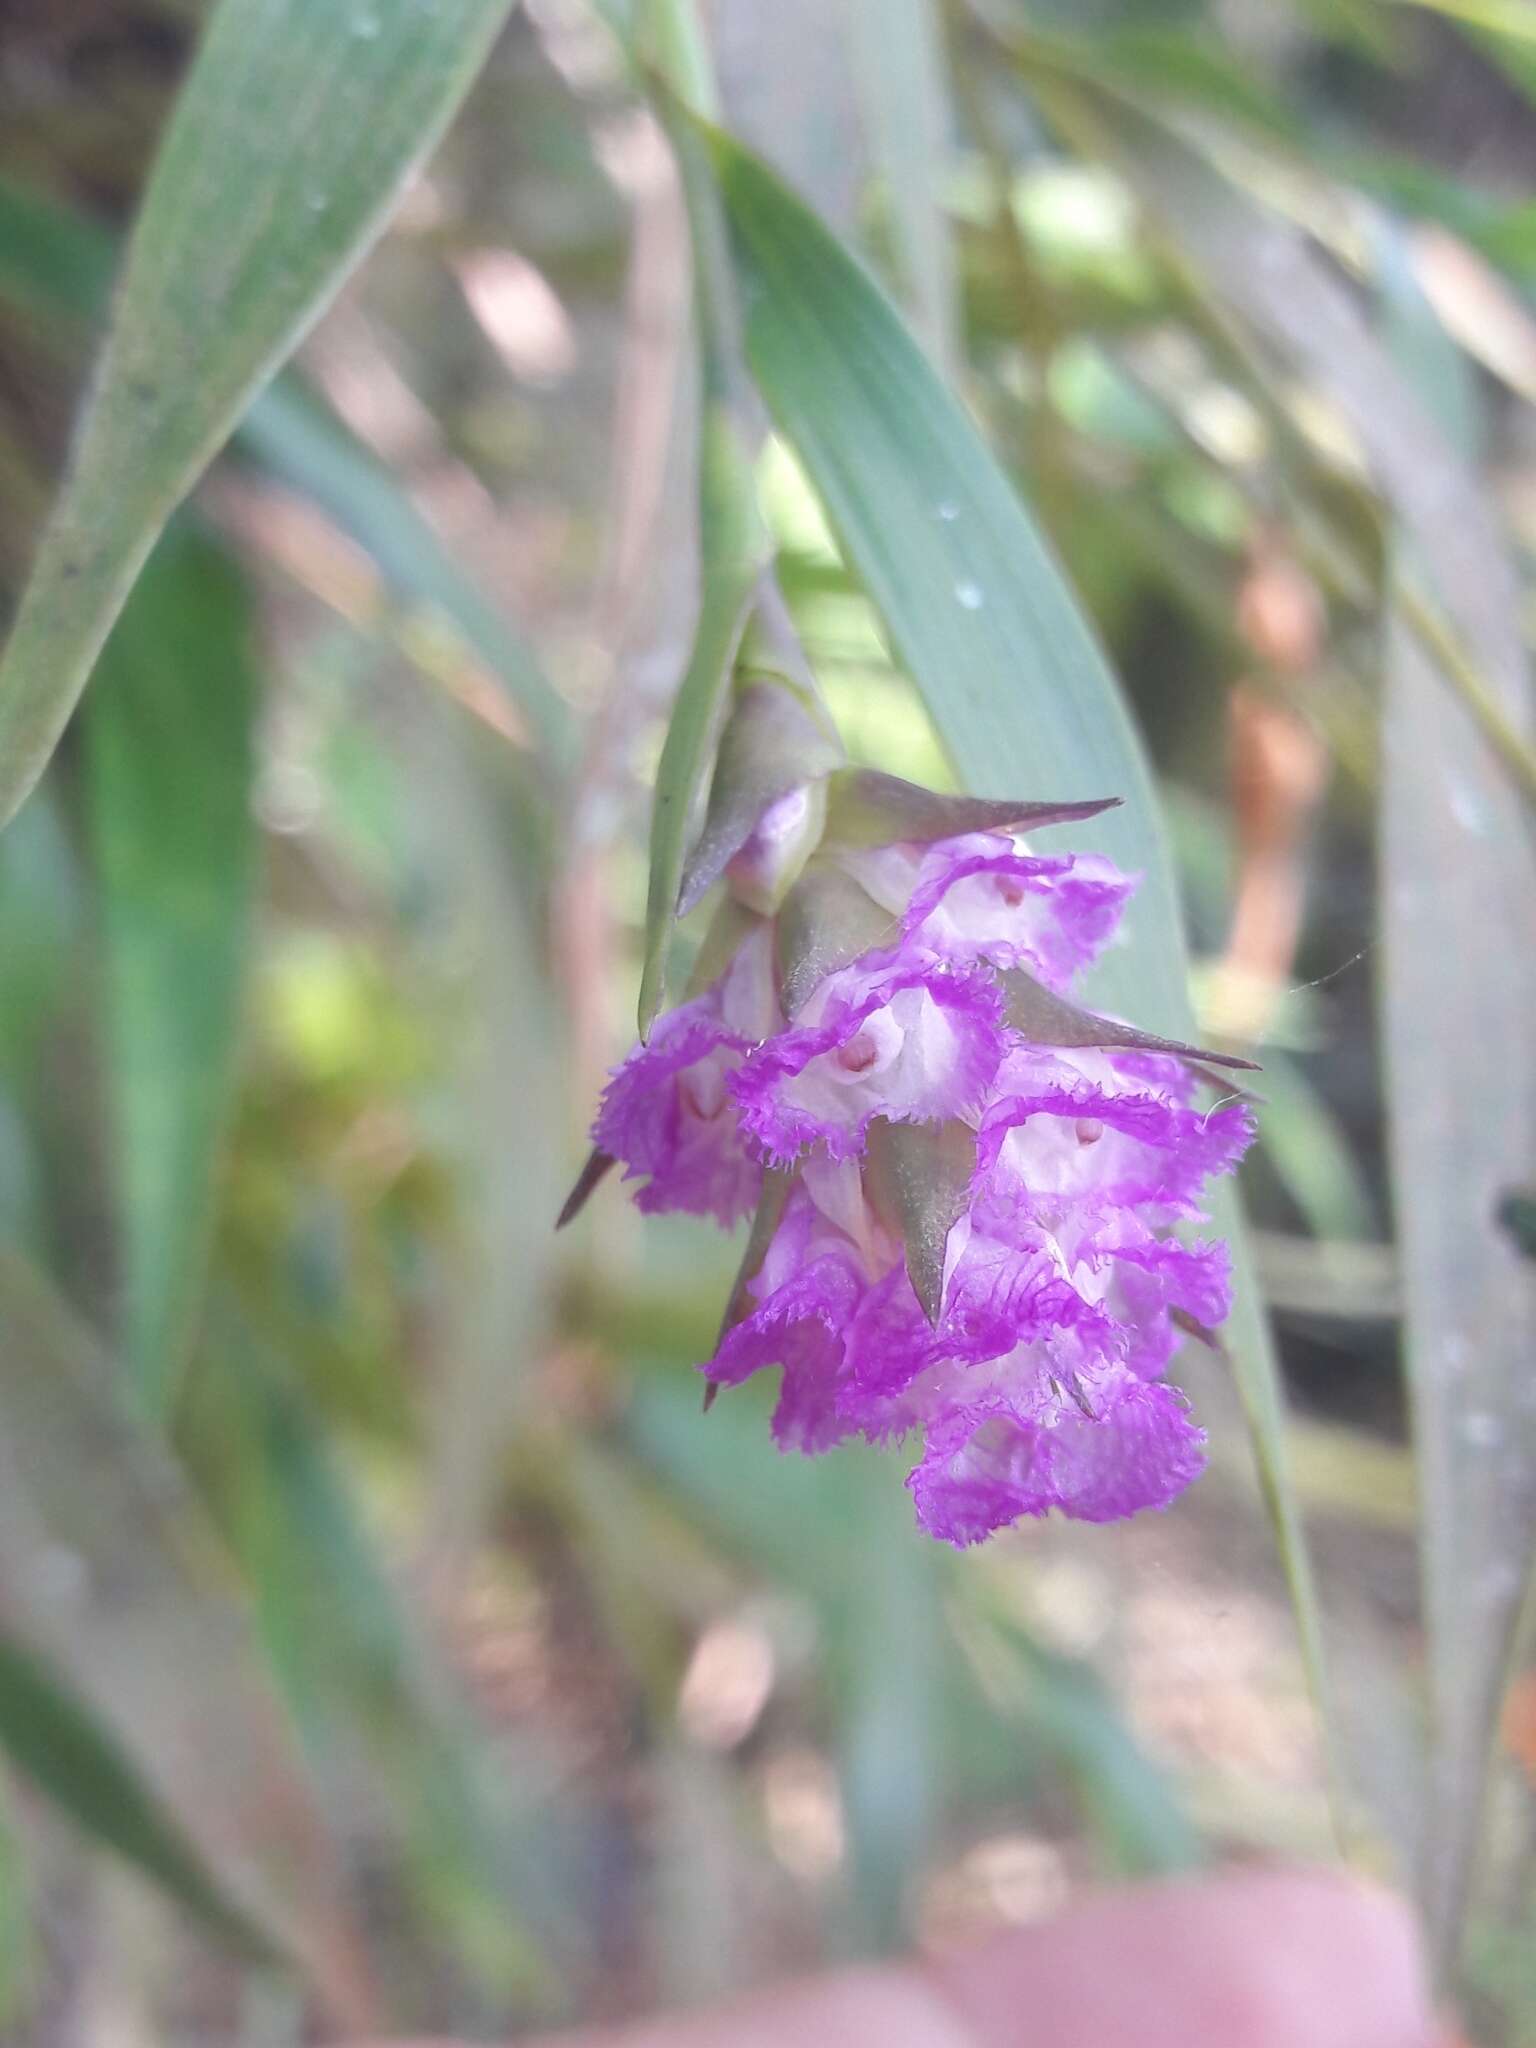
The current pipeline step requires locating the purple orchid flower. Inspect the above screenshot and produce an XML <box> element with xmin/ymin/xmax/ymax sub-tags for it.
<box><xmin>575</xmin><ymin>792</ymin><xmax>1254</xmax><ymax>1548</ymax></box>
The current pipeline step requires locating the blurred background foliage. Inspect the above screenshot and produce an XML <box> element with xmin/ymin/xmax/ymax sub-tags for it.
<box><xmin>0</xmin><ymin>0</ymin><xmax>1533</xmax><ymax>2040</ymax></box>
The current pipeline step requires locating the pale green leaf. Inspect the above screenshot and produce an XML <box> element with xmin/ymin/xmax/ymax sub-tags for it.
<box><xmin>236</xmin><ymin>383</ymin><xmax>570</xmax><ymax>765</ymax></box>
<box><xmin>416</xmin><ymin>720</ymin><xmax>568</xmax><ymax>1586</ymax></box>
<box><xmin>0</xmin><ymin>1633</ymin><xmax>273</xmax><ymax>1963</ymax></box>
<box><xmin>842</xmin><ymin>0</ymin><xmax>959</xmax><ymax>377</ymax></box>
<box><xmin>0</xmin><ymin>0</ymin><xmax>518</xmax><ymax>827</ymax></box>
<box><xmin>700</xmin><ymin>121</ymin><xmax>1341</xmax><ymax>1827</ymax></box>
<box><xmin>638</xmin><ymin>408</ymin><xmax>763</xmax><ymax>1034</ymax></box>
<box><xmin>705</xmin><ymin>127</ymin><xmax>1184</xmax><ymax>1013</ymax></box>
<box><xmin>0</xmin><ymin>175</ymin><xmax>568</xmax><ymax>764</ymax></box>
<box><xmin>1045</xmin><ymin>82</ymin><xmax>1533</xmax><ymax>770</ymax></box>
<box><xmin>83</xmin><ymin>523</ymin><xmax>256</xmax><ymax>1419</ymax></box>
<box><xmin>0</xmin><ymin>1769</ymin><xmax>28</xmax><ymax>2027</ymax></box>
<box><xmin>1380</xmin><ymin>257</ymin><xmax>1536</xmax><ymax>1969</ymax></box>
<box><xmin>208</xmin><ymin>1325</ymin><xmax>564</xmax><ymax>1997</ymax></box>
<box><xmin>0</xmin><ymin>1251</ymin><xmax>369</xmax><ymax>2017</ymax></box>
<box><xmin>1378</xmin><ymin>0</ymin><xmax>1536</xmax><ymax>38</ymax></box>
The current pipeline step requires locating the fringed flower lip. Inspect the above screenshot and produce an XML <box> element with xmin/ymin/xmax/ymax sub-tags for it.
<box><xmin>561</xmin><ymin>755</ymin><xmax>1257</xmax><ymax>1550</ymax></box>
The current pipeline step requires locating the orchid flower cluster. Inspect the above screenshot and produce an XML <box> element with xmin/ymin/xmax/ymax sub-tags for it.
<box><xmin>566</xmin><ymin>684</ymin><xmax>1255</xmax><ymax>1548</ymax></box>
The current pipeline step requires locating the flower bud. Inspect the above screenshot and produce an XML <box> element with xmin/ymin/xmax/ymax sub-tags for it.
<box><xmin>725</xmin><ymin>779</ymin><xmax>827</xmax><ymax>916</ymax></box>
<box><xmin>677</xmin><ymin>679</ymin><xmax>841</xmax><ymax>918</ymax></box>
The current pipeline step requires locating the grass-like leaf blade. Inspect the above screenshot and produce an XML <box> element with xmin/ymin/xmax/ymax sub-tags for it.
<box><xmin>0</xmin><ymin>0</ymin><xmax>517</xmax><ymax>827</ymax></box>
<box><xmin>843</xmin><ymin>0</ymin><xmax>959</xmax><ymax>377</ymax></box>
<box><xmin>1380</xmin><ymin>257</ymin><xmax>1536</xmax><ymax>1969</ymax></box>
<box><xmin>83</xmin><ymin>523</ymin><xmax>256</xmax><ymax>1419</ymax></box>
<box><xmin>0</xmin><ymin>1250</ymin><xmax>373</xmax><ymax>2024</ymax></box>
<box><xmin>637</xmin><ymin>408</ymin><xmax>762</xmax><ymax>1035</ymax></box>
<box><xmin>0</xmin><ymin>1633</ymin><xmax>275</xmax><ymax>1962</ymax></box>
<box><xmin>0</xmin><ymin>175</ymin><xmax>567</xmax><ymax>765</ymax></box>
<box><xmin>700</xmin><ymin>119</ymin><xmax>1341</xmax><ymax>1825</ymax></box>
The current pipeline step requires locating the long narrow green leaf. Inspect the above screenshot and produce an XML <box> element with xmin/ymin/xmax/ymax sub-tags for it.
<box><xmin>208</xmin><ymin>1327</ymin><xmax>565</xmax><ymax>1998</ymax></box>
<box><xmin>619</xmin><ymin>1377</ymin><xmax>957</xmax><ymax>1948</ymax></box>
<box><xmin>417</xmin><ymin>726</ymin><xmax>568</xmax><ymax>1583</ymax></box>
<box><xmin>977</xmin><ymin>1604</ymin><xmax>1202</xmax><ymax>1879</ymax></box>
<box><xmin>1250</xmin><ymin>1050</ymin><xmax>1381</xmax><ymax>1245</ymax></box>
<box><xmin>0</xmin><ymin>1634</ymin><xmax>272</xmax><ymax>1962</ymax></box>
<box><xmin>83</xmin><ymin>522</ymin><xmax>256</xmax><ymax>1419</ymax></box>
<box><xmin>843</xmin><ymin>0</ymin><xmax>959</xmax><ymax>378</ymax></box>
<box><xmin>633</xmin><ymin>5</ymin><xmax>770</xmax><ymax>1034</ymax></box>
<box><xmin>1029</xmin><ymin>25</ymin><xmax>1304</xmax><ymax>146</ymax></box>
<box><xmin>0</xmin><ymin>175</ymin><xmax>107</xmax><ymax>326</ymax></box>
<box><xmin>0</xmin><ymin>0</ymin><xmax>518</xmax><ymax>827</ymax></box>
<box><xmin>1380</xmin><ymin>0</ymin><xmax>1536</xmax><ymax>37</ymax></box>
<box><xmin>0</xmin><ymin>175</ymin><xmax>567</xmax><ymax>762</ymax></box>
<box><xmin>0</xmin><ymin>1251</ymin><xmax>370</xmax><ymax>2017</ymax></box>
<box><xmin>706</xmin><ymin>129</ymin><xmax>1185</xmax><ymax>1011</ymax></box>
<box><xmin>1379</xmin><ymin>259</ymin><xmax>1536</xmax><ymax>1970</ymax></box>
<box><xmin>0</xmin><ymin>1768</ymin><xmax>30</xmax><ymax>2028</ymax></box>
<box><xmin>698</xmin><ymin>122</ymin><xmax>1336</xmax><ymax>1817</ymax></box>
<box><xmin>1042</xmin><ymin>82</ymin><xmax>1530</xmax><ymax>753</ymax></box>
<box><xmin>235</xmin><ymin>383</ymin><xmax>568</xmax><ymax>763</ymax></box>
<box><xmin>638</xmin><ymin>410</ymin><xmax>762</xmax><ymax>1033</ymax></box>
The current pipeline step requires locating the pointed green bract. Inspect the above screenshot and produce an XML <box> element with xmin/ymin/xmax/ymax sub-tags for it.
<box><xmin>716</xmin><ymin>1168</ymin><xmax>795</xmax><ymax>1349</ymax></box>
<box><xmin>865</xmin><ymin>1120</ymin><xmax>976</xmax><ymax>1326</ymax></box>
<box><xmin>1000</xmin><ymin>968</ymin><xmax>1259</xmax><ymax>1071</ymax></box>
<box><xmin>775</xmin><ymin>860</ymin><xmax>897</xmax><ymax>1019</ymax></box>
<box><xmin>677</xmin><ymin>679</ymin><xmax>840</xmax><ymax>917</ymax></box>
<box><xmin>823</xmin><ymin>771</ymin><xmax>1120</xmax><ymax>850</ymax></box>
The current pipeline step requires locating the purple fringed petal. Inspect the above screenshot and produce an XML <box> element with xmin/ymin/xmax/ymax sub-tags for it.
<box><xmin>974</xmin><ymin>1047</ymin><xmax>1254</xmax><ymax>1224</ymax></box>
<box><xmin>938</xmin><ymin>1219</ymin><xmax>1099</xmax><ymax>1363</ymax></box>
<box><xmin>835</xmin><ymin>1220</ymin><xmax>1106</xmax><ymax>1418</ymax></box>
<box><xmin>719</xmin><ymin>1257</ymin><xmax>862</xmax><ymax>1454</ymax></box>
<box><xmin>1091</xmin><ymin>1226</ymin><xmax>1233</xmax><ymax>1381</ymax></box>
<box><xmin>842</xmin><ymin>1261</ymin><xmax>939</xmax><ymax>1402</ymax></box>
<box><xmin>733</xmin><ymin>951</ymin><xmax>1011</xmax><ymax>1165</ymax></box>
<box><xmin>592</xmin><ymin>927</ymin><xmax>780</xmax><ymax>1227</ymax></box>
<box><xmin>836</xmin><ymin>1220</ymin><xmax>1111</xmax><ymax>1422</ymax></box>
<box><xmin>902</xmin><ymin>835</ymin><xmax>1133</xmax><ymax>989</ymax></box>
<box><xmin>593</xmin><ymin>1001</ymin><xmax>761</xmax><ymax>1226</ymax></box>
<box><xmin>703</xmin><ymin>1186</ymin><xmax>876</xmax><ymax>1451</ymax></box>
<box><xmin>907</xmin><ymin>1365</ymin><xmax>1207</xmax><ymax>1546</ymax></box>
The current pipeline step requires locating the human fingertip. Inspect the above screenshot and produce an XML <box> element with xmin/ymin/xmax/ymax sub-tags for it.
<box><xmin>923</xmin><ymin>1867</ymin><xmax>1435</xmax><ymax>2048</ymax></box>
